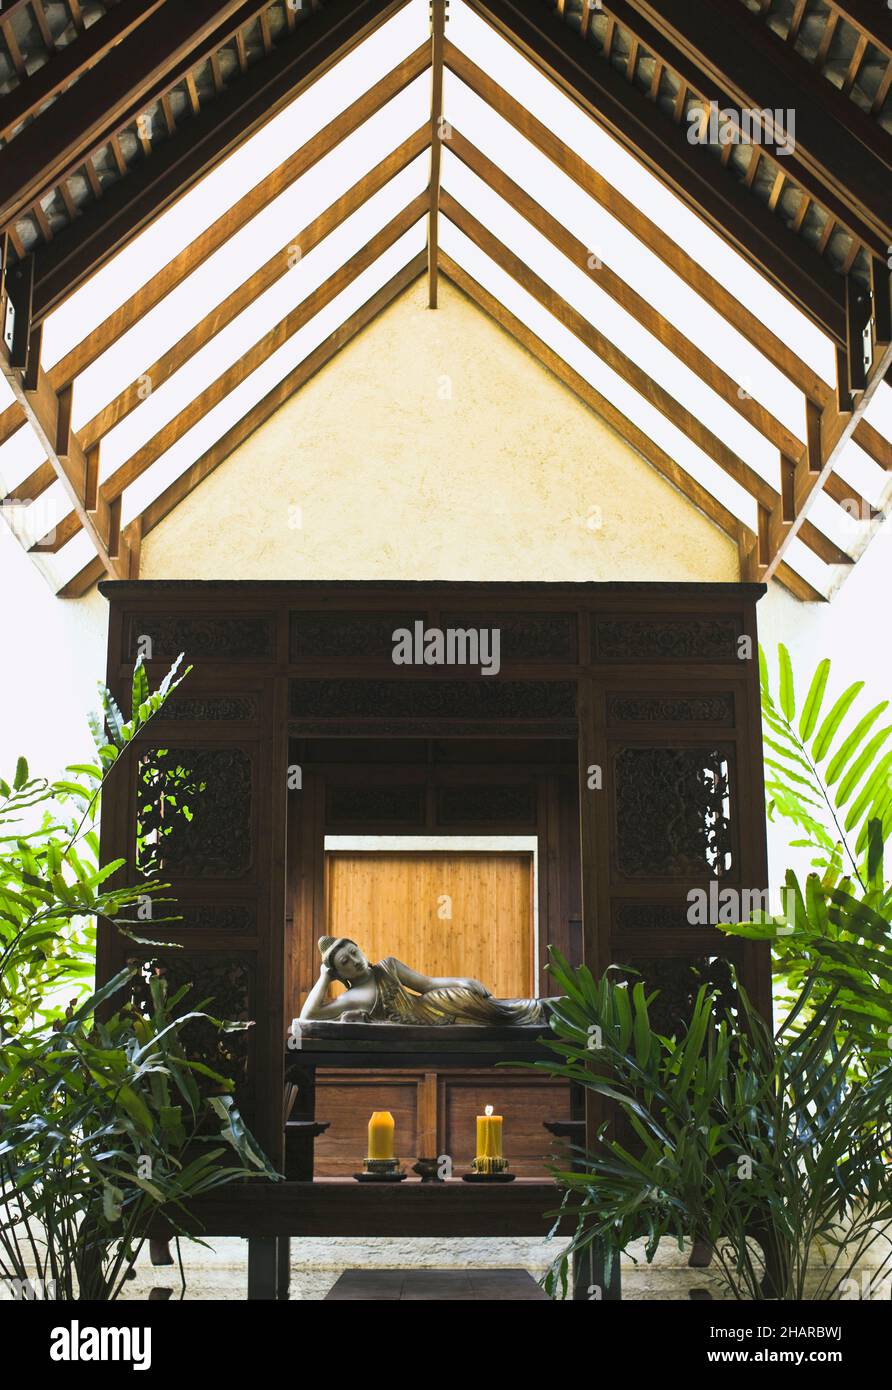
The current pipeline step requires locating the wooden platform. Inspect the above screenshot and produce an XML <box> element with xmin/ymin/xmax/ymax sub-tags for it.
<box><xmin>325</xmin><ymin>1268</ymin><xmax>550</xmax><ymax>1301</ymax></box>
<box><xmin>154</xmin><ymin>1178</ymin><xmax>570</xmax><ymax>1239</ymax></box>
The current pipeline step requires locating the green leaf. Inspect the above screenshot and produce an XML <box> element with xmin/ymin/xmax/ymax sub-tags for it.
<box><xmin>778</xmin><ymin>644</ymin><xmax>795</xmax><ymax>722</ymax></box>
<box><xmin>825</xmin><ymin>701</ymin><xmax>889</xmax><ymax>786</ymax></box>
<box><xmin>13</xmin><ymin>757</ymin><xmax>28</xmax><ymax>791</ymax></box>
<box><xmin>812</xmin><ymin>681</ymin><xmax>864</xmax><ymax>762</ymax></box>
<box><xmin>65</xmin><ymin>763</ymin><xmax>103</xmax><ymax>781</ymax></box>
<box><xmin>836</xmin><ymin>728</ymin><xmax>892</xmax><ymax>808</ymax></box>
<box><xmin>799</xmin><ymin>659</ymin><xmax>830</xmax><ymax>742</ymax></box>
<box><xmin>845</xmin><ymin>751</ymin><xmax>892</xmax><ymax>832</ymax></box>
<box><xmin>131</xmin><ymin>659</ymin><xmax>149</xmax><ymax>723</ymax></box>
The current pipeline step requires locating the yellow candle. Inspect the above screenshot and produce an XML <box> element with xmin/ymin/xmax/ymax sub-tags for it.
<box><xmin>368</xmin><ymin>1110</ymin><xmax>395</xmax><ymax>1161</ymax></box>
<box><xmin>476</xmin><ymin>1104</ymin><xmax>503</xmax><ymax>1161</ymax></box>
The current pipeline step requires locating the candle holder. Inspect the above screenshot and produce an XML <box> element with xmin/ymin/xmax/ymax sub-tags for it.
<box><xmin>462</xmin><ymin>1156</ymin><xmax>515</xmax><ymax>1183</ymax></box>
<box><xmin>412</xmin><ymin>1157</ymin><xmax>445</xmax><ymax>1183</ymax></box>
<box><xmin>353</xmin><ymin>1157</ymin><xmax>407</xmax><ymax>1183</ymax></box>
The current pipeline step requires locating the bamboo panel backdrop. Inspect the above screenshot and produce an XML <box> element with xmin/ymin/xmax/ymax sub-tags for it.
<box><xmin>324</xmin><ymin>851</ymin><xmax>534</xmax><ymax>1000</ymax></box>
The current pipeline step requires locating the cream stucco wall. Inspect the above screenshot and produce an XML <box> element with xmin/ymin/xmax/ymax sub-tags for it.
<box><xmin>141</xmin><ymin>278</ymin><xmax>738</xmax><ymax>582</ymax></box>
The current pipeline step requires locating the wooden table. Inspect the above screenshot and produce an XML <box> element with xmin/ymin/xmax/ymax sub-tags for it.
<box><xmin>149</xmin><ymin>1021</ymin><xmax>609</xmax><ymax>1301</ymax></box>
<box><xmin>283</xmin><ymin>1020</ymin><xmax>565</xmax><ymax>1180</ymax></box>
<box><xmin>154</xmin><ymin>1177</ymin><xmax>570</xmax><ymax>1299</ymax></box>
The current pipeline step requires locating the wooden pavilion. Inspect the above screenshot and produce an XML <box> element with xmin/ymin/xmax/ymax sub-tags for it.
<box><xmin>0</xmin><ymin>0</ymin><xmax>890</xmax><ymax>1300</ymax></box>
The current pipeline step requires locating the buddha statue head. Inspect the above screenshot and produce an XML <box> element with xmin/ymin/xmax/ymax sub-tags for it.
<box><xmin>318</xmin><ymin>936</ymin><xmax>370</xmax><ymax>984</ymax></box>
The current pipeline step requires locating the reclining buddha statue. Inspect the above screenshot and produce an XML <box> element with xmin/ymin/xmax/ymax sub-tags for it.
<box><xmin>300</xmin><ymin>936</ymin><xmax>549</xmax><ymax>1026</ymax></box>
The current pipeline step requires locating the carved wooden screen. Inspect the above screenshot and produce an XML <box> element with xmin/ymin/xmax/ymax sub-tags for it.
<box><xmin>578</xmin><ymin>602</ymin><xmax>771</xmax><ymax>1036</ymax></box>
<box><xmin>98</xmin><ymin>596</ymin><xmax>289</xmax><ymax>1166</ymax></box>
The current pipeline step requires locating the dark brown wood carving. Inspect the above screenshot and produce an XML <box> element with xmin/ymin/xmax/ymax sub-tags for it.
<box><xmin>136</xmin><ymin>746</ymin><xmax>253</xmax><ymax>879</ymax></box>
<box><xmin>607</xmin><ymin>693</ymin><xmax>736</xmax><ymax>725</ymax></box>
<box><xmin>127</xmin><ymin>614</ymin><xmax>275</xmax><ymax>661</ymax></box>
<box><xmin>593</xmin><ymin>614</ymin><xmax>743</xmax><ymax>660</ymax></box>
<box><xmin>612</xmin><ymin>745</ymin><xmax>736</xmax><ymax>879</ymax></box>
<box><xmin>611</xmin><ymin>955</ymin><xmax>741</xmax><ymax>1037</ymax></box>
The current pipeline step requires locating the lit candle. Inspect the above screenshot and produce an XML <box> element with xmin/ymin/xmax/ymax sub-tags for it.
<box><xmin>476</xmin><ymin>1104</ymin><xmax>503</xmax><ymax>1162</ymax></box>
<box><xmin>368</xmin><ymin>1110</ymin><xmax>395</xmax><ymax>1161</ymax></box>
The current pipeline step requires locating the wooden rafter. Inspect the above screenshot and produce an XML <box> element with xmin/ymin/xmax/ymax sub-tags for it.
<box><xmin>743</xmin><ymin>335</ymin><xmax>892</xmax><ymax>584</ymax></box>
<box><xmin>29</xmin><ymin>148</ymin><xmax>428</xmax><ymax>537</ymax></box>
<box><xmin>77</xmin><ymin>129</ymin><xmax>429</xmax><ymax>451</ymax></box>
<box><xmin>448</xmin><ymin>128</ymin><xmax>806</xmax><ymax>461</ymax></box>
<box><xmin>60</xmin><ymin>254</ymin><xmax>427</xmax><ymax>597</ymax></box>
<box><xmin>428</xmin><ymin>0</ymin><xmax>447</xmax><ymax>307</ymax></box>
<box><xmin>439</xmin><ymin>193</ymin><xmax>852</xmax><ymax>570</ymax></box>
<box><xmin>0</xmin><ymin>55</ymin><xmax>431</xmax><ymax>496</ymax></box>
<box><xmin>0</xmin><ymin>0</ymin><xmax>260</xmax><ymax>230</ymax></box>
<box><xmin>826</xmin><ymin>2</ymin><xmax>892</xmax><ymax>66</ymax></box>
<box><xmin>30</xmin><ymin>47</ymin><xmax>428</xmax><ymax>394</ymax></box>
<box><xmin>27</xmin><ymin>0</ymin><xmax>416</xmax><ymax>320</ymax></box>
<box><xmin>621</xmin><ymin>0</ymin><xmax>892</xmax><ymax>245</ymax></box>
<box><xmin>463</xmin><ymin>0</ymin><xmax>846</xmax><ymax>342</ymax></box>
<box><xmin>440</xmin><ymin>251</ymin><xmax>822</xmax><ymax>603</ymax></box>
<box><xmin>0</xmin><ymin>0</ymin><xmax>168</xmax><ymax>144</ymax></box>
<box><xmin>443</xmin><ymin>46</ymin><xmax>883</xmax><ymax>479</ymax></box>
<box><xmin>0</xmin><ymin>333</ymin><xmax>128</xmax><ymax>581</ymax></box>
<box><xmin>38</xmin><ymin>197</ymin><xmax>429</xmax><ymax>553</ymax></box>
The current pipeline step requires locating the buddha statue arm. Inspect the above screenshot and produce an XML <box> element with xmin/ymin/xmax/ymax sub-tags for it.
<box><xmin>391</xmin><ymin>958</ymin><xmax>491</xmax><ymax>998</ymax></box>
<box><xmin>300</xmin><ymin>964</ymin><xmax>353</xmax><ymax>1021</ymax></box>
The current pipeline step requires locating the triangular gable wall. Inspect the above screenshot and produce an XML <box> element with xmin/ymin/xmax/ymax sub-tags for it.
<box><xmin>0</xmin><ymin>0</ymin><xmax>888</xmax><ymax>602</ymax></box>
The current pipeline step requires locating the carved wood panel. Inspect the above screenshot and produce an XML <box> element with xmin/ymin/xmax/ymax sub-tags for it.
<box><xmin>612</xmin><ymin>745</ymin><xmax>737</xmax><ymax>880</ymax></box>
<box><xmin>126</xmin><ymin>613</ymin><xmax>275</xmax><ymax>662</ymax></box>
<box><xmin>136</xmin><ymin>745</ymin><xmax>254</xmax><ymax>879</ymax></box>
<box><xmin>592</xmin><ymin>614</ymin><xmax>743</xmax><ymax>661</ymax></box>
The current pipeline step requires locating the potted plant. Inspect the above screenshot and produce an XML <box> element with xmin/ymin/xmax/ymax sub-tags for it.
<box><xmin>537</xmin><ymin>950</ymin><xmax>892</xmax><ymax>1300</ymax></box>
<box><xmin>0</xmin><ymin>658</ymin><xmax>277</xmax><ymax>1300</ymax></box>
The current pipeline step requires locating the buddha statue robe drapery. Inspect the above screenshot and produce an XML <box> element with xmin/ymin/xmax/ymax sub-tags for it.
<box><xmin>367</xmin><ymin>957</ymin><xmax>546</xmax><ymax>1026</ymax></box>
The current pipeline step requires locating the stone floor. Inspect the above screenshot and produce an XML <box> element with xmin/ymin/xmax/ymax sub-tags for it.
<box><xmin>118</xmin><ymin>1235</ymin><xmax>738</xmax><ymax>1301</ymax></box>
<box><xmin>5</xmin><ymin>1231</ymin><xmax>889</xmax><ymax>1301</ymax></box>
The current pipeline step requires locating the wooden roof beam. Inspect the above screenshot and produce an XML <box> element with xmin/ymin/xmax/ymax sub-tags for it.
<box><xmin>59</xmin><ymin>253</ymin><xmax>427</xmax><ymax>597</ymax></box>
<box><xmin>620</xmin><ymin>0</ymin><xmax>892</xmax><ymax>245</ymax></box>
<box><xmin>428</xmin><ymin>0</ymin><xmax>447</xmax><ymax>308</ymax></box>
<box><xmin>443</xmin><ymin>42</ymin><xmax>832</xmax><ymax>405</ymax></box>
<box><xmin>439</xmin><ymin>193</ymin><xmax>851</xmax><ymax>570</ymax></box>
<box><xmin>826</xmin><ymin>2</ymin><xmax>892</xmax><ymax>66</ymax></box>
<box><xmin>743</xmin><ymin>313</ymin><xmax>892</xmax><ymax>585</ymax></box>
<box><xmin>39</xmin><ymin>196</ymin><xmax>429</xmax><ymax>553</ymax></box>
<box><xmin>39</xmin><ymin>41</ymin><xmax>429</xmax><ymax>383</ymax></box>
<box><xmin>0</xmin><ymin>282</ymin><xmax>126</xmax><ymax>579</ymax></box>
<box><xmin>0</xmin><ymin>0</ymin><xmax>262</xmax><ymax>230</ymax></box>
<box><xmin>441</xmin><ymin>251</ymin><xmax>822</xmax><ymax>602</ymax></box>
<box><xmin>443</xmin><ymin>47</ymin><xmax>885</xmax><ymax>471</ymax></box>
<box><xmin>0</xmin><ymin>58</ymin><xmax>430</xmax><ymax>497</ymax></box>
<box><xmin>447</xmin><ymin>127</ymin><xmax>806</xmax><ymax>459</ymax></box>
<box><xmin>463</xmin><ymin>0</ymin><xmax>846</xmax><ymax>342</ymax></box>
<box><xmin>28</xmin><ymin>0</ymin><xmax>416</xmax><ymax>321</ymax></box>
<box><xmin>445</xmin><ymin>127</ymin><xmax>874</xmax><ymax>525</ymax></box>
<box><xmin>75</xmin><ymin>127</ymin><xmax>429</xmax><ymax>451</ymax></box>
<box><xmin>0</xmin><ymin>0</ymin><xmax>168</xmax><ymax>145</ymax></box>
